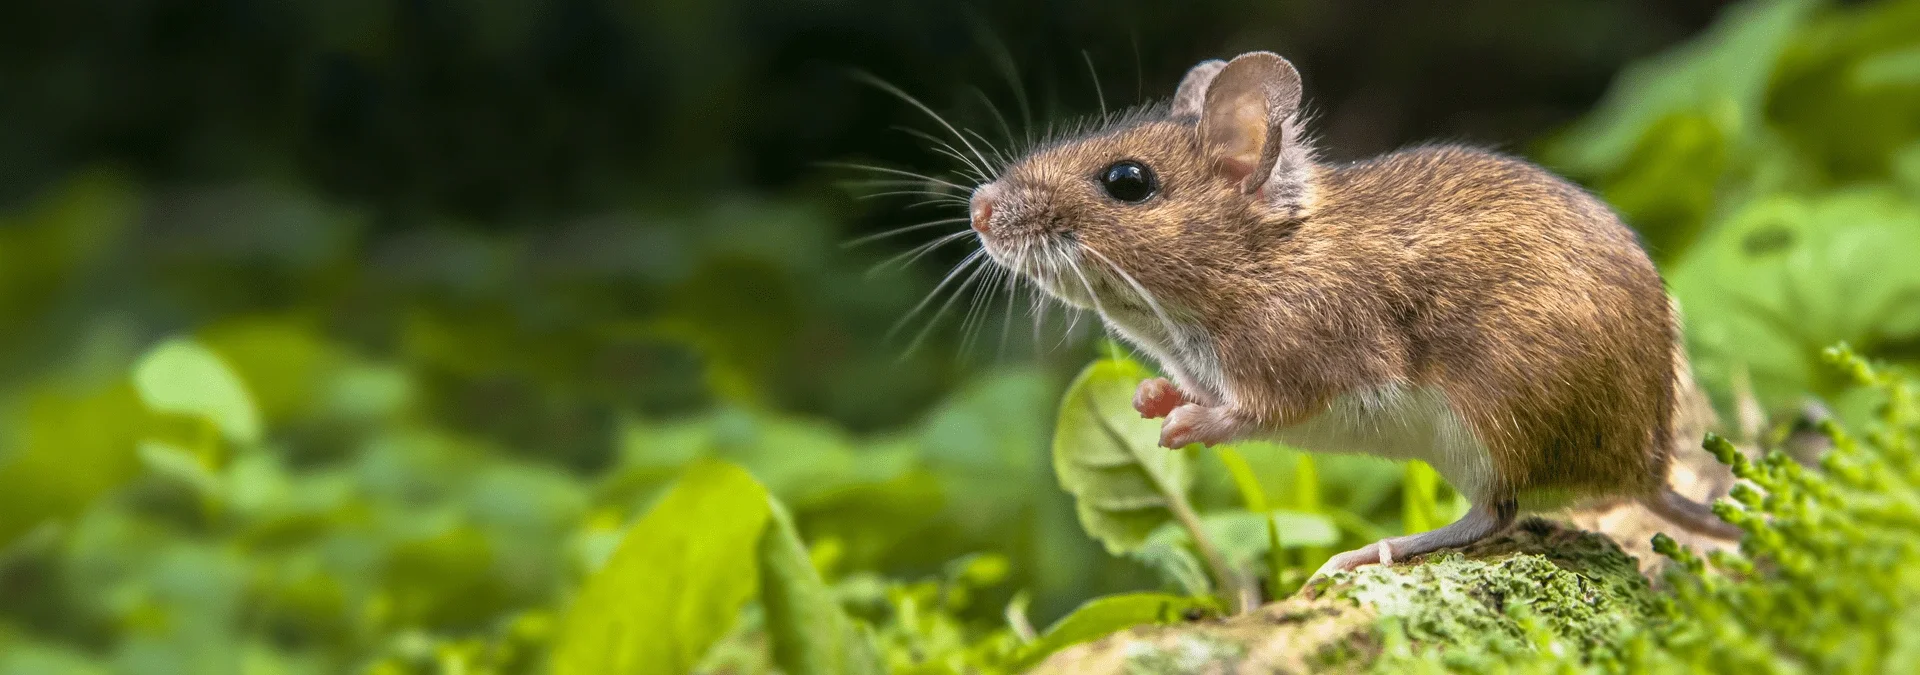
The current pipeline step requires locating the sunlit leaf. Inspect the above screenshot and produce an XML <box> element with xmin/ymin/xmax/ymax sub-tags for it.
<box><xmin>132</xmin><ymin>338</ymin><xmax>262</xmax><ymax>444</ymax></box>
<box><xmin>758</xmin><ymin>498</ymin><xmax>884</xmax><ymax>675</ymax></box>
<box><xmin>1051</xmin><ymin>358</ymin><xmax>1193</xmax><ymax>554</ymax></box>
<box><xmin>551</xmin><ymin>460</ymin><xmax>771</xmax><ymax>675</ymax></box>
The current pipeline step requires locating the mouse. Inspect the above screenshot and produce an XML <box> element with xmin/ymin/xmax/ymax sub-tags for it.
<box><xmin>958</xmin><ymin>51</ymin><xmax>1742</xmax><ymax>580</ymax></box>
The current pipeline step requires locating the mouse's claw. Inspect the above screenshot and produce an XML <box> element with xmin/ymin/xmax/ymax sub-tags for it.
<box><xmin>1309</xmin><ymin>541</ymin><xmax>1394</xmax><ymax>581</ymax></box>
<box><xmin>1133</xmin><ymin>378</ymin><xmax>1184</xmax><ymax>419</ymax></box>
<box><xmin>1158</xmin><ymin>403</ymin><xmax>1237</xmax><ymax>449</ymax></box>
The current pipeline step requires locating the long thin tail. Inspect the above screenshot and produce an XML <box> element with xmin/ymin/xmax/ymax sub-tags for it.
<box><xmin>1652</xmin><ymin>298</ymin><xmax>1743</xmax><ymax>541</ymax></box>
<box><xmin>1641</xmin><ymin>487</ymin><xmax>1743</xmax><ymax>540</ymax></box>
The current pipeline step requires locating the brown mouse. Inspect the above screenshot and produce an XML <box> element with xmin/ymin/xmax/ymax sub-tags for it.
<box><xmin>960</xmin><ymin>51</ymin><xmax>1740</xmax><ymax>579</ymax></box>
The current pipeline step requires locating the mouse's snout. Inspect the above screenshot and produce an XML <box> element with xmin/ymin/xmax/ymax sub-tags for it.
<box><xmin>969</xmin><ymin>183</ymin><xmax>998</xmax><ymax>234</ymax></box>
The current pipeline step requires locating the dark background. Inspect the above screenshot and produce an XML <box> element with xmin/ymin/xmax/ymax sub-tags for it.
<box><xmin>1</xmin><ymin>0</ymin><xmax>1731</xmax><ymax>439</ymax></box>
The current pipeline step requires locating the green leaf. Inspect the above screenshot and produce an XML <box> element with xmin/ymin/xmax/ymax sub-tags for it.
<box><xmin>1546</xmin><ymin>0</ymin><xmax>1814</xmax><ymax>176</ymax></box>
<box><xmin>758</xmin><ymin>497</ymin><xmax>883</xmax><ymax>675</ymax></box>
<box><xmin>551</xmin><ymin>460</ymin><xmax>771</xmax><ymax>675</ymax></box>
<box><xmin>132</xmin><ymin>338</ymin><xmax>262</xmax><ymax>444</ymax></box>
<box><xmin>1051</xmin><ymin>358</ymin><xmax>1192</xmax><ymax>554</ymax></box>
<box><xmin>1402</xmin><ymin>460</ymin><xmax>1441</xmax><ymax>534</ymax></box>
<box><xmin>1135</xmin><ymin>509</ymin><xmax>1339</xmax><ymax>584</ymax></box>
<box><xmin>1007</xmin><ymin>592</ymin><xmax>1222</xmax><ymax>670</ymax></box>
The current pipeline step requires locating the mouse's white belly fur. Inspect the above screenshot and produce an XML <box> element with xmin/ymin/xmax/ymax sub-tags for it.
<box><xmin>1264</xmin><ymin>385</ymin><xmax>1497</xmax><ymax>501</ymax></box>
<box><xmin>1098</xmin><ymin>305</ymin><xmax>1496</xmax><ymax>502</ymax></box>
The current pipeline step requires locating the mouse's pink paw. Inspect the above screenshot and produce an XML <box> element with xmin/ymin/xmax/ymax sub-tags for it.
<box><xmin>1310</xmin><ymin>541</ymin><xmax>1394</xmax><ymax>580</ymax></box>
<box><xmin>1133</xmin><ymin>378</ymin><xmax>1184</xmax><ymax>419</ymax></box>
<box><xmin>1158</xmin><ymin>403</ymin><xmax>1235</xmax><ymax>449</ymax></box>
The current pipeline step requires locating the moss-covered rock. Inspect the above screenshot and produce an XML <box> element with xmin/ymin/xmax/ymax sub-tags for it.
<box><xmin>1026</xmin><ymin>519</ymin><xmax>1658</xmax><ymax>674</ymax></box>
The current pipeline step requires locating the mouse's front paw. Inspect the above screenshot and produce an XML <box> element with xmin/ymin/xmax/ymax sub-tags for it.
<box><xmin>1133</xmin><ymin>378</ymin><xmax>1184</xmax><ymax>419</ymax></box>
<box><xmin>1158</xmin><ymin>403</ymin><xmax>1235</xmax><ymax>449</ymax></box>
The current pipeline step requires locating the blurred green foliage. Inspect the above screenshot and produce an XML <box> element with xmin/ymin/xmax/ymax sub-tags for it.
<box><xmin>1</xmin><ymin>0</ymin><xmax>1918</xmax><ymax>673</ymax></box>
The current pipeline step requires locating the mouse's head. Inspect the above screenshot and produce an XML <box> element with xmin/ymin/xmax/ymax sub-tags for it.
<box><xmin>968</xmin><ymin>52</ymin><xmax>1317</xmax><ymax>327</ymax></box>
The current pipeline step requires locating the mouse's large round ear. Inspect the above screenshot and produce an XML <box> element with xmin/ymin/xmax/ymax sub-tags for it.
<box><xmin>1197</xmin><ymin>52</ymin><xmax>1303</xmax><ymax>194</ymax></box>
<box><xmin>1171</xmin><ymin>59</ymin><xmax>1228</xmax><ymax>118</ymax></box>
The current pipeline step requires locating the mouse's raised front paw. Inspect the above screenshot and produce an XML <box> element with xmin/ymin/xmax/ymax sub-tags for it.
<box><xmin>1133</xmin><ymin>378</ymin><xmax>1184</xmax><ymax>419</ymax></box>
<box><xmin>1158</xmin><ymin>403</ymin><xmax>1236</xmax><ymax>449</ymax></box>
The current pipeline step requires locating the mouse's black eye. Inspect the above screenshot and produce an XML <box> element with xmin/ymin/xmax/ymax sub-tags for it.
<box><xmin>1100</xmin><ymin>161</ymin><xmax>1157</xmax><ymax>203</ymax></box>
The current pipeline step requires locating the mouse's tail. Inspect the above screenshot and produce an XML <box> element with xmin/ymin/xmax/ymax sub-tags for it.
<box><xmin>1640</xmin><ymin>487</ymin><xmax>1743</xmax><ymax>540</ymax></box>
<box><xmin>1646</xmin><ymin>299</ymin><xmax>1744</xmax><ymax>541</ymax></box>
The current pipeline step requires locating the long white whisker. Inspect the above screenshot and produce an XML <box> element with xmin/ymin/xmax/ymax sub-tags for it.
<box><xmin>868</xmin><ymin>230</ymin><xmax>978</xmax><ymax>277</ymax></box>
<box><xmin>854</xmin><ymin>190</ymin><xmax>969</xmax><ymax>204</ymax></box>
<box><xmin>969</xmin><ymin>87</ymin><xmax>1018</xmax><ymax>165</ymax></box>
<box><xmin>966</xmin><ymin>17</ymin><xmax>1033</xmax><ymax>147</ymax></box>
<box><xmin>842</xmin><ymin>217</ymin><xmax>969</xmax><ymax>249</ymax></box>
<box><xmin>890</xmin><ymin>248</ymin><xmax>987</xmax><ymax>340</ymax></box>
<box><xmin>957</xmin><ymin>264</ymin><xmax>1003</xmax><ymax>357</ymax></box>
<box><xmin>1082</xmin><ymin>50</ymin><xmax>1107</xmax><ymax>119</ymax></box>
<box><xmin>894</xmin><ymin>127</ymin><xmax>990</xmax><ymax>183</ymax></box>
<box><xmin>901</xmin><ymin>255</ymin><xmax>993</xmax><ymax>358</ymax></box>
<box><xmin>1062</xmin><ymin>251</ymin><xmax>1115</xmax><ymax>344</ymax></box>
<box><xmin>1080</xmin><ymin>245</ymin><xmax>1181</xmax><ymax>350</ymax></box>
<box><xmin>821</xmin><ymin>162</ymin><xmax>971</xmax><ymax>192</ymax></box>
<box><xmin>855</xmin><ymin>72</ymin><xmax>998</xmax><ymax>178</ymax></box>
<box><xmin>962</xmin><ymin>128</ymin><xmax>1010</xmax><ymax>172</ymax></box>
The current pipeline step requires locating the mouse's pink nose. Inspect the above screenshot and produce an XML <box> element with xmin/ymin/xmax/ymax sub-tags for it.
<box><xmin>970</xmin><ymin>184</ymin><xmax>997</xmax><ymax>234</ymax></box>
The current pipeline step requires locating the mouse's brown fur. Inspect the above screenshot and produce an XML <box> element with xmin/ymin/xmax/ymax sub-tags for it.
<box><xmin>964</xmin><ymin>51</ymin><xmax>1738</xmax><ymax>576</ymax></box>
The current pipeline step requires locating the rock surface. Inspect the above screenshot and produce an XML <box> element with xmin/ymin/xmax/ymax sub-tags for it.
<box><xmin>1027</xmin><ymin>519</ymin><xmax>1661</xmax><ymax>674</ymax></box>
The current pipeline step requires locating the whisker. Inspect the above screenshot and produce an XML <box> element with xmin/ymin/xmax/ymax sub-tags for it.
<box><xmin>957</xmin><ymin>265</ymin><xmax>1004</xmax><ymax>357</ymax></box>
<box><xmin>967</xmin><ymin>17</ymin><xmax>1033</xmax><ymax>147</ymax></box>
<box><xmin>867</xmin><ymin>229</ymin><xmax>978</xmax><ymax>277</ymax></box>
<box><xmin>893</xmin><ymin>126</ymin><xmax>990</xmax><ymax>184</ymax></box>
<box><xmin>899</xmin><ymin>253</ymin><xmax>993</xmax><ymax>358</ymax></box>
<box><xmin>969</xmin><ymin>86</ymin><xmax>1018</xmax><ymax>164</ymax></box>
<box><xmin>853</xmin><ymin>72</ymin><xmax>998</xmax><ymax>180</ymax></box>
<box><xmin>1062</xmin><ymin>251</ymin><xmax>1111</xmax><ymax>338</ymax></box>
<box><xmin>890</xmin><ymin>248</ymin><xmax>988</xmax><ymax>341</ymax></box>
<box><xmin>1080</xmin><ymin>245</ymin><xmax>1181</xmax><ymax>350</ymax></box>
<box><xmin>996</xmin><ymin>266</ymin><xmax>1019</xmax><ymax>361</ymax></box>
<box><xmin>1129</xmin><ymin>29</ymin><xmax>1143</xmax><ymax>101</ymax></box>
<box><xmin>842</xmin><ymin>217</ymin><xmax>969</xmax><ymax>249</ymax></box>
<box><xmin>820</xmin><ymin>162</ymin><xmax>972</xmax><ymax>192</ymax></box>
<box><xmin>836</xmin><ymin>177</ymin><xmax>961</xmax><ymax>189</ymax></box>
<box><xmin>851</xmin><ymin>188</ymin><xmax>967</xmax><ymax>200</ymax></box>
<box><xmin>962</xmin><ymin>128</ymin><xmax>1010</xmax><ymax>173</ymax></box>
<box><xmin>901</xmin><ymin>198</ymin><xmax>969</xmax><ymax>212</ymax></box>
<box><xmin>1082</xmin><ymin>50</ymin><xmax>1107</xmax><ymax>119</ymax></box>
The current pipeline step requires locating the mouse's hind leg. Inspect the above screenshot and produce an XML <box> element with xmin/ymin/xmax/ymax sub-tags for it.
<box><xmin>1310</xmin><ymin>498</ymin><xmax>1516</xmax><ymax>581</ymax></box>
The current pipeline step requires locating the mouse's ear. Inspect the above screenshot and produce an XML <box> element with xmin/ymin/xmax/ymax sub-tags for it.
<box><xmin>1171</xmin><ymin>59</ymin><xmax>1228</xmax><ymax>118</ymax></box>
<box><xmin>1198</xmin><ymin>52</ymin><xmax>1305</xmax><ymax>195</ymax></box>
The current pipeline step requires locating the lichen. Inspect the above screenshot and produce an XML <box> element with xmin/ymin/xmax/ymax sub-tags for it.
<box><xmin>1120</xmin><ymin>634</ymin><xmax>1245</xmax><ymax>675</ymax></box>
<box><xmin>1027</xmin><ymin>519</ymin><xmax>1654</xmax><ymax>674</ymax></box>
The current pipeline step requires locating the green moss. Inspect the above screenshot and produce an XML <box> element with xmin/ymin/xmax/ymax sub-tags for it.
<box><xmin>1322</xmin><ymin>521</ymin><xmax>1657</xmax><ymax>670</ymax></box>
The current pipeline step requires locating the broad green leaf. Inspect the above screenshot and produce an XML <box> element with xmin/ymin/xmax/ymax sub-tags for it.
<box><xmin>1052</xmin><ymin>358</ymin><xmax>1193</xmax><ymax>554</ymax></box>
<box><xmin>132</xmin><ymin>338</ymin><xmax>262</xmax><ymax>444</ymax></box>
<box><xmin>1671</xmin><ymin>189</ymin><xmax>1920</xmax><ymax>408</ymax></box>
<box><xmin>1007</xmin><ymin>592</ymin><xmax>1223</xmax><ymax>670</ymax></box>
<box><xmin>757</xmin><ymin>498</ymin><xmax>883</xmax><ymax>675</ymax></box>
<box><xmin>0</xmin><ymin>383</ymin><xmax>149</xmax><ymax>545</ymax></box>
<box><xmin>1546</xmin><ymin>0</ymin><xmax>1813</xmax><ymax>175</ymax></box>
<box><xmin>136</xmin><ymin>441</ymin><xmax>221</xmax><ymax>495</ymax></box>
<box><xmin>552</xmin><ymin>460</ymin><xmax>771</xmax><ymax>675</ymax></box>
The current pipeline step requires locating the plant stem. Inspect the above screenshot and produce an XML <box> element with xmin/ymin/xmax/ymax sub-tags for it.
<box><xmin>1162</xmin><ymin>478</ymin><xmax>1248</xmax><ymax>614</ymax></box>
